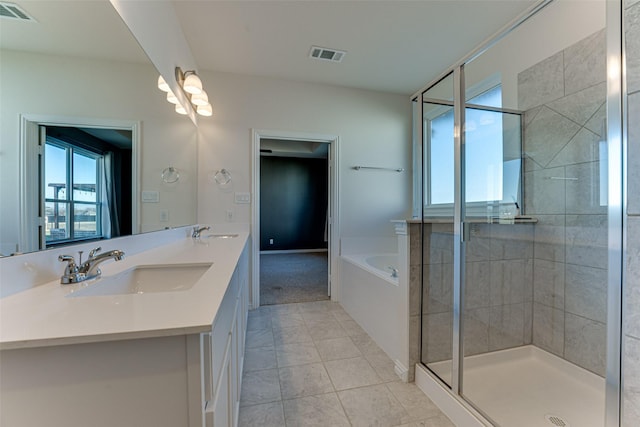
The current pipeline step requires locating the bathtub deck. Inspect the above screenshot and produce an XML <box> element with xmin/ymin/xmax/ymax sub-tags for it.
<box><xmin>426</xmin><ymin>345</ymin><xmax>605</xmax><ymax>427</ymax></box>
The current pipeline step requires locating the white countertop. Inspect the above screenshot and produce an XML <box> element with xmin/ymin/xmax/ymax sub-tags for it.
<box><xmin>0</xmin><ymin>232</ymin><xmax>249</xmax><ymax>350</ymax></box>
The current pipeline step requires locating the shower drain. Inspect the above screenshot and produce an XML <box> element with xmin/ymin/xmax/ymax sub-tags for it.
<box><xmin>545</xmin><ymin>414</ymin><xmax>570</xmax><ymax>427</ymax></box>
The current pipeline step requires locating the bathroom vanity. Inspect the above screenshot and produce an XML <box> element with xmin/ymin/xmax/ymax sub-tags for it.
<box><xmin>0</xmin><ymin>231</ymin><xmax>249</xmax><ymax>427</ymax></box>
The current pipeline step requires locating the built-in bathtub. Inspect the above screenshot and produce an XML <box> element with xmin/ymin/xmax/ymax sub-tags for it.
<box><xmin>339</xmin><ymin>223</ymin><xmax>410</xmax><ymax>381</ymax></box>
<box><xmin>341</xmin><ymin>253</ymin><xmax>399</xmax><ymax>285</ymax></box>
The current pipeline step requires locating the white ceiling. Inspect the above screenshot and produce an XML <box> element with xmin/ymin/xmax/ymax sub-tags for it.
<box><xmin>1</xmin><ymin>0</ymin><xmax>538</xmax><ymax>96</ymax></box>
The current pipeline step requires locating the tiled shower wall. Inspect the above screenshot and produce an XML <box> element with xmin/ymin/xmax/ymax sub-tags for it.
<box><xmin>519</xmin><ymin>29</ymin><xmax>608</xmax><ymax>376</ymax></box>
<box><xmin>624</xmin><ymin>0</ymin><xmax>640</xmax><ymax>425</ymax></box>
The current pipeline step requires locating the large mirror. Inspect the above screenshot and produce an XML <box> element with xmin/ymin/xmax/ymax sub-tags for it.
<box><xmin>0</xmin><ymin>0</ymin><xmax>198</xmax><ymax>256</ymax></box>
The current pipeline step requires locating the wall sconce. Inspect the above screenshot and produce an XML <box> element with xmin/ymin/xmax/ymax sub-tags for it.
<box><xmin>157</xmin><ymin>69</ymin><xmax>213</xmax><ymax>117</ymax></box>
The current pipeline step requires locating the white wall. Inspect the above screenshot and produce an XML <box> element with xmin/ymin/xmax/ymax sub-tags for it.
<box><xmin>196</xmin><ymin>71</ymin><xmax>412</xmax><ymax>240</ymax></box>
<box><xmin>0</xmin><ymin>51</ymin><xmax>198</xmax><ymax>255</ymax></box>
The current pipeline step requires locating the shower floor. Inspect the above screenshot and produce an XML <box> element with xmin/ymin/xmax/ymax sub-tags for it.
<box><xmin>426</xmin><ymin>345</ymin><xmax>605</xmax><ymax>427</ymax></box>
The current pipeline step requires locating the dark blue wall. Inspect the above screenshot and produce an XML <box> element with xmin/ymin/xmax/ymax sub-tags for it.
<box><xmin>260</xmin><ymin>156</ymin><xmax>328</xmax><ymax>251</ymax></box>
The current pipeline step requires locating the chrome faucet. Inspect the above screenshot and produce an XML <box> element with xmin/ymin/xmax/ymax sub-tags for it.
<box><xmin>58</xmin><ymin>247</ymin><xmax>125</xmax><ymax>284</ymax></box>
<box><xmin>192</xmin><ymin>225</ymin><xmax>210</xmax><ymax>238</ymax></box>
<box><xmin>388</xmin><ymin>266</ymin><xmax>399</xmax><ymax>278</ymax></box>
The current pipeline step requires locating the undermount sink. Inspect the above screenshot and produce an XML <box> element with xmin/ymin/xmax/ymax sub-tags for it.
<box><xmin>67</xmin><ymin>262</ymin><xmax>212</xmax><ymax>298</ymax></box>
<box><xmin>202</xmin><ymin>233</ymin><xmax>239</xmax><ymax>239</ymax></box>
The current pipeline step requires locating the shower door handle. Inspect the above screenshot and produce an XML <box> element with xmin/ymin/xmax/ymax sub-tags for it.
<box><xmin>461</xmin><ymin>221</ymin><xmax>471</xmax><ymax>242</ymax></box>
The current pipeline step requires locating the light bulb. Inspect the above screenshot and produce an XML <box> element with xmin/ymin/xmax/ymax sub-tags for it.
<box><xmin>166</xmin><ymin>91</ymin><xmax>178</xmax><ymax>104</ymax></box>
<box><xmin>175</xmin><ymin>104</ymin><xmax>188</xmax><ymax>115</ymax></box>
<box><xmin>157</xmin><ymin>75</ymin><xmax>170</xmax><ymax>92</ymax></box>
<box><xmin>191</xmin><ymin>90</ymin><xmax>209</xmax><ymax>106</ymax></box>
<box><xmin>197</xmin><ymin>102</ymin><xmax>213</xmax><ymax>117</ymax></box>
<box><xmin>183</xmin><ymin>73</ymin><xmax>203</xmax><ymax>95</ymax></box>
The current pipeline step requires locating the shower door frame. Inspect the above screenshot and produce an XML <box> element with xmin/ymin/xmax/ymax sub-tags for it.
<box><xmin>412</xmin><ymin>0</ymin><xmax>625</xmax><ymax>425</ymax></box>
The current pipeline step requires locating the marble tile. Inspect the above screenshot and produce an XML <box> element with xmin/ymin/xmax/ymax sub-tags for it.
<box><xmin>490</xmin><ymin>260</ymin><xmax>526</xmax><ymax>305</ymax></box>
<box><xmin>548</xmin><ymin>127</ymin><xmax>601</xmax><ymax>168</ymax></box>
<box><xmin>273</xmin><ymin>325</ymin><xmax>313</xmax><ymax>346</ymax></box>
<box><xmin>422</xmin><ymin>312</ymin><xmax>453</xmax><ymax>363</ymax></box>
<box><xmin>622</xmin><ymin>336</ymin><xmax>640</xmax><ymax>427</ymax></box>
<box><xmin>386</xmin><ymin>382</ymin><xmax>442</xmax><ymax>422</ymax></box>
<box><xmin>524</xmin><ymin>300</ymin><xmax>533</xmax><ymax>344</ymax></box>
<box><xmin>626</xmin><ymin>3</ymin><xmax>640</xmax><ymax>94</ymax></box>
<box><xmin>532</xmin><ymin>302</ymin><xmax>564</xmax><ymax>357</ymax></box>
<box><xmin>564</xmin><ymin>313</ymin><xmax>606</xmax><ymax>376</ymax></box>
<box><xmin>324</xmin><ymin>357</ymin><xmax>382</xmax><ymax>391</ymax></box>
<box><xmin>518</xmin><ymin>51</ymin><xmax>564</xmax><ymax>110</ymax></box>
<box><xmin>315</xmin><ymin>337</ymin><xmax>362</xmax><ymax>361</ymax></box>
<box><xmin>282</xmin><ymin>393</ymin><xmax>350</xmax><ymax>427</ymax></box>
<box><xmin>533</xmin><ymin>215</ymin><xmax>566</xmax><ymax>262</ymax></box>
<box><xmin>339</xmin><ymin>319</ymin><xmax>367</xmax><ymax>337</ymax></box>
<box><xmin>533</xmin><ymin>259</ymin><xmax>565</xmax><ymax>309</ymax></box>
<box><xmin>275</xmin><ymin>342</ymin><xmax>321</xmax><ymax>368</ymax></box>
<box><xmin>410</xmin><ymin>264</ymin><xmax>422</xmax><ymax>316</ymax></box>
<box><xmin>524</xmin><ymin>105</ymin><xmax>543</xmax><ymax>129</ymax></box>
<box><xmin>523</xmin><ymin>106</ymin><xmax>581</xmax><ymax>168</ymax></box>
<box><xmin>246</xmin><ymin>328</ymin><xmax>275</xmax><ymax>349</ymax></box>
<box><xmin>240</xmin><ymin>369</ymin><xmax>282</xmax><ymax>407</ymax></box>
<box><xmin>278</xmin><ymin>362</ymin><xmax>334</xmax><ymax>400</ymax></box>
<box><xmin>464</xmin><ymin>261</ymin><xmax>491</xmax><ymax>309</ymax></box>
<box><xmin>565</xmin><ymin>264</ymin><xmax>607</xmax><ymax>323</ymax></box>
<box><xmin>626</xmin><ymin>217</ymin><xmax>640</xmax><ymax>338</ymax></box>
<box><xmin>238</xmin><ymin>401</ymin><xmax>285</xmax><ymax>427</ymax></box>
<box><xmin>565</xmin><ymin>162</ymin><xmax>608</xmax><ymax>215</ymax></box>
<box><xmin>627</xmin><ymin>0</ymin><xmax>640</xmax><ymax>9</ymax></box>
<box><xmin>523</xmin><ymin>167</ymin><xmax>566</xmax><ymax>215</ymax></box>
<box><xmin>584</xmin><ymin>102</ymin><xmax>606</xmax><ymax>137</ymax></box>
<box><xmin>393</xmin><ymin>414</ymin><xmax>455</xmax><ymax>427</ymax></box>
<box><xmin>564</xmin><ymin>29</ymin><xmax>606</xmax><ymax>96</ymax></box>
<box><xmin>244</xmin><ymin>346</ymin><xmax>277</xmax><ymax>372</ymax></box>
<box><xmin>463</xmin><ymin>308</ymin><xmax>490</xmax><ymax>356</ymax></box>
<box><xmin>489</xmin><ymin>303</ymin><xmax>525</xmax><ymax>351</ymax></box>
<box><xmin>627</xmin><ymin>93</ymin><xmax>640</xmax><ymax>214</ymax></box>
<box><xmin>466</xmin><ymin>235</ymin><xmax>492</xmax><ymax>262</ymax></box>
<box><xmin>565</xmin><ymin>214</ymin><xmax>607</xmax><ymax>269</ymax></box>
<box><xmin>547</xmin><ymin>82</ymin><xmax>606</xmax><ymax>126</ymax></box>
<box><xmin>424</xmin><ymin>263</ymin><xmax>453</xmax><ymax>314</ymax></box>
<box><xmin>271</xmin><ymin>312</ymin><xmax>306</xmax><ymax>329</ymax></box>
<box><xmin>307</xmin><ymin>318</ymin><xmax>353</xmax><ymax>341</ymax></box>
<box><xmin>409</xmin><ymin>315</ymin><xmax>421</xmax><ymax>374</ymax></box>
<box><xmin>338</xmin><ymin>384</ymin><xmax>410</xmax><ymax>427</ymax></box>
<box><xmin>489</xmin><ymin>229</ymin><xmax>533</xmax><ymax>261</ymax></box>
<box><xmin>330</xmin><ymin>307</ymin><xmax>353</xmax><ymax>322</ymax></box>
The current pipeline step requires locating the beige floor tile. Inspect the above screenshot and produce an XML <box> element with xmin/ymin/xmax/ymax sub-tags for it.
<box><xmin>278</xmin><ymin>362</ymin><xmax>334</xmax><ymax>399</ymax></box>
<box><xmin>392</xmin><ymin>413</ymin><xmax>456</xmax><ymax>427</ymax></box>
<box><xmin>238</xmin><ymin>401</ymin><xmax>285</xmax><ymax>427</ymax></box>
<box><xmin>307</xmin><ymin>319</ymin><xmax>348</xmax><ymax>341</ymax></box>
<box><xmin>273</xmin><ymin>325</ymin><xmax>313</xmax><ymax>345</ymax></box>
<box><xmin>386</xmin><ymin>382</ymin><xmax>443</xmax><ymax>421</ymax></box>
<box><xmin>276</xmin><ymin>342</ymin><xmax>322</xmax><ymax>367</ymax></box>
<box><xmin>315</xmin><ymin>337</ymin><xmax>362</xmax><ymax>361</ymax></box>
<box><xmin>283</xmin><ymin>393</ymin><xmax>351</xmax><ymax>427</ymax></box>
<box><xmin>240</xmin><ymin>369</ymin><xmax>281</xmax><ymax>407</ymax></box>
<box><xmin>340</xmin><ymin>319</ymin><xmax>368</xmax><ymax>337</ymax></box>
<box><xmin>244</xmin><ymin>346</ymin><xmax>277</xmax><ymax>372</ymax></box>
<box><xmin>271</xmin><ymin>312</ymin><xmax>306</xmax><ymax>329</ymax></box>
<box><xmin>246</xmin><ymin>328</ymin><xmax>275</xmax><ymax>349</ymax></box>
<box><xmin>247</xmin><ymin>312</ymin><xmax>272</xmax><ymax>331</ymax></box>
<box><xmin>338</xmin><ymin>383</ymin><xmax>410</xmax><ymax>427</ymax></box>
<box><xmin>324</xmin><ymin>356</ymin><xmax>383</xmax><ymax>390</ymax></box>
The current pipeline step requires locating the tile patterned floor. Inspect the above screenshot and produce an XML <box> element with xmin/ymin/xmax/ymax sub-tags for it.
<box><xmin>239</xmin><ymin>300</ymin><xmax>455</xmax><ymax>427</ymax></box>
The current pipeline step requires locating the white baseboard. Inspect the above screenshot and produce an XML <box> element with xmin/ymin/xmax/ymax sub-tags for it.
<box><xmin>394</xmin><ymin>360</ymin><xmax>409</xmax><ymax>383</ymax></box>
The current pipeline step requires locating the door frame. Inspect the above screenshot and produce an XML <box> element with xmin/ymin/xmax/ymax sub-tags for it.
<box><xmin>251</xmin><ymin>129</ymin><xmax>340</xmax><ymax>309</ymax></box>
<box><xmin>19</xmin><ymin>114</ymin><xmax>140</xmax><ymax>252</ymax></box>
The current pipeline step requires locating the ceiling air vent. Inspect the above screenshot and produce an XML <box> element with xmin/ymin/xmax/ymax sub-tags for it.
<box><xmin>0</xmin><ymin>2</ymin><xmax>35</xmax><ymax>21</ymax></box>
<box><xmin>309</xmin><ymin>46</ymin><xmax>346</xmax><ymax>63</ymax></box>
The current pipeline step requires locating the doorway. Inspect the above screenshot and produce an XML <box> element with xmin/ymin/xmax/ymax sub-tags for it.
<box><xmin>251</xmin><ymin>130</ymin><xmax>339</xmax><ymax>309</ymax></box>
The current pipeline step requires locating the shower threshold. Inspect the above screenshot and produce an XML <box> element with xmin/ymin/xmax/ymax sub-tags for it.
<box><xmin>420</xmin><ymin>345</ymin><xmax>605</xmax><ymax>427</ymax></box>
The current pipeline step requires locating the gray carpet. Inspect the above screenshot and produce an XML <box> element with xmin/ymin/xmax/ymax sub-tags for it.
<box><xmin>260</xmin><ymin>252</ymin><xmax>329</xmax><ymax>305</ymax></box>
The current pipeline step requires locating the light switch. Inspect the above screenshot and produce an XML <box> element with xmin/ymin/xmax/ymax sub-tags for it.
<box><xmin>141</xmin><ymin>191</ymin><xmax>159</xmax><ymax>203</ymax></box>
<box><xmin>234</xmin><ymin>192</ymin><xmax>250</xmax><ymax>204</ymax></box>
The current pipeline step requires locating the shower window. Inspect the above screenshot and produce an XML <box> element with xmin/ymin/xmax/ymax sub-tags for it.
<box><xmin>424</xmin><ymin>85</ymin><xmax>522</xmax><ymax>216</ymax></box>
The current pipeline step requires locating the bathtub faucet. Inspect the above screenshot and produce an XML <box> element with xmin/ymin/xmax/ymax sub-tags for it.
<box><xmin>388</xmin><ymin>266</ymin><xmax>399</xmax><ymax>278</ymax></box>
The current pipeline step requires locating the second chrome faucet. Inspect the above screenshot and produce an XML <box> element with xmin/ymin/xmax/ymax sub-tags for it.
<box><xmin>58</xmin><ymin>247</ymin><xmax>125</xmax><ymax>284</ymax></box>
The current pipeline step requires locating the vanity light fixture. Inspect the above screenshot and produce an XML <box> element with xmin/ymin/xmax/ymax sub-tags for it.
<box><xmin>156</xmin><ymin>67</ymin><xmax>213</xmax><ymax>117</ymax></box>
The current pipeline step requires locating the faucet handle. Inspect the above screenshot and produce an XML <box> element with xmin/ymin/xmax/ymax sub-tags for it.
<box><xmin>58</xmin><ymin>254</ymin><xmax>79</xmax><ymax>274</ymax></box>
<box><xmin>58</xmin><ymin>254</ymin><xmax>75</xmax><ymax>263</ymax></box>
<box><xmin>88</xmin><ymin>247</ymin><xmax>102</xmax><ymax>259</ymax></box>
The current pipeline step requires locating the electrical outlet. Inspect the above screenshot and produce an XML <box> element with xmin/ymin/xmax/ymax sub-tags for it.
<box><xmin>160</xmin><ymin>209</ymin><xmax>169</xmax><ymax>222</ymax></box>
<box><xmin>269</xmin><ymin>238</ymin><xmax>274</xmax><ymax>245</ymax></box>
<box><xmin>226</xmin><ymin>210</ymin><xmax>234</xmax><ymax>222</ymax></box>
